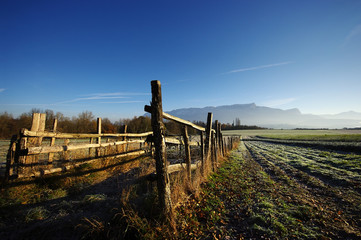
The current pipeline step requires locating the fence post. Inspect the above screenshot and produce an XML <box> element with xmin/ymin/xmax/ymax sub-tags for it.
<box><xmin>48</xmin><ymin>119</ymin><xmax>57</xmax><ymax>163</ymax></box>
<box><xmin>182</xmin><ymin>126</ymin><xmax>191</xmax><ymax>181</ymax></box>
<box><xmin>123</xmin><ymin>125</ymin><xmax>128</xmax><ymax>153</ymax></box>
<box><xmin>63</xmin><ymin>139</ymin><xmax>70</xmax><ymax>160</ymax></box>
<box><xmin>211</xmin><ymin>131</ymin><xmax>216</xmax><ymax>171</ymax></box>
<box><xmin>96</xmin><ymin>118</ymin><xmax>102</xmax><ymax>157</ymax></box>
<box><xmin>26</xmin><ymin>113</ymin><xmax>46</xmax><ymax>165</ymax></box>
<box><xmin>218</xmin><ymin>122</ymin><xmax>224</xmax><ymax>156</ymax></box>
<box><xmin>204</xmin><ymin>112</ymin><xmax>213</xmax><ymax>173</ymax></box>
<box><xmin>215</xmin><ymin>120</ymin><xmax>219</xmax><ymax>157</ymax></box>
<box><xmin>149</xmin><ymin>80</ymin><xmax>173</xmax><ymax>221</ymax></box>
<box><xmin>5</xmin><ymin>135</ymin><xmax>17</xmax><ymax>181</ymax></box>
<box><xmin>200</xmin><ymin>131</ymin><xmax>205</xmax><ymax>175</ymax></box>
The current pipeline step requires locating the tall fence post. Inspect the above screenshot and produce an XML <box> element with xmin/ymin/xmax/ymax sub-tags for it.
<box><xmin>149</xmin><ymin>80</ymin><xmax>173</xmax><ymax>221</ymax></box>
<box><xmin>204</xmin><ymin>112</ymin><xmax>213</xmax><ymax>173</ymax></box>
<box><xmin>182</xmin><ymin>126</ymin><xmax>191</xmax><ymax>181</ymax></box>
<box><xmin>27</xmin><ymin>113</ymin><xmax>46</xmax><ymax>165</ymax></box>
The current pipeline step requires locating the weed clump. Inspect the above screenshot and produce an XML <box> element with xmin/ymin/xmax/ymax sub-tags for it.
<box><xmin>25</xmin><ymin>206</ymin><xmax>50</xmax><ymax>222</ymax></box>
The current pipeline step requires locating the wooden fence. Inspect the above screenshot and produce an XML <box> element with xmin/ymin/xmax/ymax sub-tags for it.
<box><xmin>144</xmin><ymin>80</ymin><xmax>239</xmax><ymax>220</ymax></box>
<box><xmin>4</xmin><ymin>113</ymin><xmax>152</xmax><ymax>180</ymax></box>
<box><xmin>3</xmin><ymin>80</ymin><xmax>240</xmax><ymax>221</ymax></box>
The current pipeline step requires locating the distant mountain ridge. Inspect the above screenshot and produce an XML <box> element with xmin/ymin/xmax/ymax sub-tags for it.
<box><xmin>165</xmin><ymin>103</ymin><xmax>361</xmax><ymax>129</ymax></box>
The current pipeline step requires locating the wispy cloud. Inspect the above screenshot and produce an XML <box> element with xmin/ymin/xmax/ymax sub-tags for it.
<box><xmin>262</xmin><ymin>98</ymin><xmax>296</xmax><ymax>108</ymax></box>
<box><xmin>226</xmin><ymin>61</ymin><xmax>292</xmax><ymax>74</ymax></box>
<box><xmin>58</xmin><ymin>96</ymin><xmax>129</xmax><ymax>104</ymax></box>
<box><xmin>100</xmin><ymin>101</ymin><xmax>144</xmax><ymax>104</ymax></box>
<box><xmin>57</xmin><ymin>92</ymin><xmax>149</xmax><ymax>104</ymax></box>
<box><xmin>344</xmin><ymin>24</ymin><xmax>361</xmax><ymax>45</ymax></box>
<box><xmin>0</xmin><ymin>88</ymin><xmax>5</xmax><ymax>93</ymax></box>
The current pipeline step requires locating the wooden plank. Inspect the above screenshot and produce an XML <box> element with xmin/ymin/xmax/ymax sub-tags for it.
<box><xmin>27</xmin><ymin>139</ymin><xmax>147</xmax><ymax>155</ymax></box>
<box><xmin>21</xmin><ymin>129</ymin><xmax>153</xmax><ymax>138</ymax></box>
<box><xmin>167</xmin><ymin>161</ymin><xmax>201</xmax><ymax>174</ymax></box>
<box><xmin>145</xmin><ymin>105</ymin><xmax>205</xmax><ymax>132</ymax></box>
<box><xmin>164</xmin><ymin>137</ymin><xmax>198</xmax><ymax>146</ymax></box>
<box><xmin>163</xmin><ymin>112</ymin><xmax>205</xmax><ymax>132</ymax></box>
<box><xmin>17</xmin><ymin>150</ymin><xmax>147</xmax><ymax>178</ymax></box>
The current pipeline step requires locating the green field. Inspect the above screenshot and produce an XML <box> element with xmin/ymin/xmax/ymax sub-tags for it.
<box><xmin>176</xmin><ymin>131</ymin><xmax>361</xmax><ymax>239</ymax></box>
<box><xmin>223</xmin><ymin>129</ymin><xmax>361</xmax><ymax>137</ymax></box>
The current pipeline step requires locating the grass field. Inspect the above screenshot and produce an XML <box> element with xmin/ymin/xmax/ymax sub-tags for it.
<box><xmin>175</xmin><ymin>135</ymin><xmax>361</xmax><ymax>239</ymax></box>
<box><xmin>223</xmin><ymin>128</ymin><xmax>361</xmax><ymax>137</ymax></box>
<box><xmin>0</xmin><ymin>140</ymin><xmax>9</xmax><ymax>162</ymax></box>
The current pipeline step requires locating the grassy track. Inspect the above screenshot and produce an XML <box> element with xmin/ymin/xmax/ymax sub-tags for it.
<box><xmin>176</xmin><ymin>139</ymin><xmax>361</xmax><ymax>239</ymax></box>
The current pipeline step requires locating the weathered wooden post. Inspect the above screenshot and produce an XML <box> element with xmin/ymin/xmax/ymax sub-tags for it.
<box><xmin>96</xmin><ymin>118</ymin><xmax>102</xmax><ymax>157</ymax></box>
<box><xmin>5</xmin><ymin>135</ymin><xmax>17</xmax><ymax>181</ymax></box>
<box><xmin>204</xmin><ymin>112</ymin><xmax>213</xmax><ymax>173</ymax></box>
<box><xmin>48</xmin><ymin>119</ymin><xmax>58</xmax><ymax>163</ymax></box>
<box><xmin>182</xmin><ymin>126</ymin><xmax>191</xmax><ymax>181</ymax></box>
<box><xmin>215</xmin><ymin>120</ymin><xmax>219</xmax><ymax>157</ymax></box>
<box><xmin>27</xmin><ymin>113</ymin><xmax>46</xmax><ymax>165</ymax></box>
<box><xmin>147</xmin><ymin>80</ymin><xmax>173</xmax><ymax>221</ymax></box>
<box><xmin>63</xmin><ymin>139</ymin><xmax>70</xmax><ymax>160</ymax></box>
<box><xmin>123</xmin><ymin>125</ymin><xmax>128</xmax><ymax>153</ymax></box>
<box><xmin>200</xmin><ymin>131</ymin><xmax>205</xmax><ymax>175</ymax></box>
<box><xmin>211</xmin><ymin>131</ymin><xmax>216</xmax><ymax>171</ymax></box>
<box><xmin>218</xmin><ymin>122</ymin><xmax>224</xmax><ymax>156</ymax></box>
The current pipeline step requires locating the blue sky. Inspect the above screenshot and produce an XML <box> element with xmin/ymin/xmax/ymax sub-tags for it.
<box><xmin>1</xmin><ymin>0</ymin><xmax>361</xmax><ymax>121</ymax></box>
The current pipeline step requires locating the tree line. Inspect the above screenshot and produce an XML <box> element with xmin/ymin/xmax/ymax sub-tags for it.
<box><xmin>0</xmin><ymin>109</ymin><xmax>150</xmax><ymax>139</ymax></box>
<box><xmin>0</xmin><ymin>109</ymin><xmax>265</xmax><ymax>139</ymax></box>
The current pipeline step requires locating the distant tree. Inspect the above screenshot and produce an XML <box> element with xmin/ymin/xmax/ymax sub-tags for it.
<box><xmin>102</xmin><ymin>118</ymin><xmax>117</xmax><ymax>133</ymax></box>
<box><xmin>235</xmin><ymin>117</ymin><xmax>241</xmax><ymax>126</ymax></box>
<box><xmin>127</xmin><ymin>116</ymin><xmax>151</xmax><ymax>133</ymax></box>
<box><xmin>0</xmin><ymin>112</ymin><xmax>16</xmax><ymax>139</ymax></box>
<box><xmin>75</xmin><ymin>111</ymin><xmax>96</xmax><ymax>133</ymax></box>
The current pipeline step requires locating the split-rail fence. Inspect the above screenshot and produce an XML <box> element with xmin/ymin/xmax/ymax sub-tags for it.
<box><xmin>3</xmin><ymin>80</ymin><xmax>240</xmax><ymax>221</ymax></box>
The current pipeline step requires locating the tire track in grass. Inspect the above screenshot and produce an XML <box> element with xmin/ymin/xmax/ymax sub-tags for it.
<box><xmin>247</xmin><ymin>141</ymin><xmax>361</xmax><ymax>191</ymax></box>
<box><xmin>244</xmin><ymin>140</ymin><xmax>361</xmax><ymax>238</ymax></box>
<box><xmin>176</xmin><ymin>141</ymin><xmax>361</xmax><ymax>239</ymax></box>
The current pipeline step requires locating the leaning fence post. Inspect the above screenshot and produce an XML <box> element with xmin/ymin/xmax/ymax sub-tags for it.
<box><xmin>148</xmin><ymin>80</ymin><xmax>173</xmax><ymax>221</ymax></box>
<box><xmin>182</xmin><ymin>126</ymin><xmax>191</xmax><ymax>181</ymax></box>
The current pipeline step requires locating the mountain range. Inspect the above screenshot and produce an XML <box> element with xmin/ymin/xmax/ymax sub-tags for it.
<box><xmin>165</xmin><ymin>103</ymin><xmax>361</xmax><ymax>129</ymax></box>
